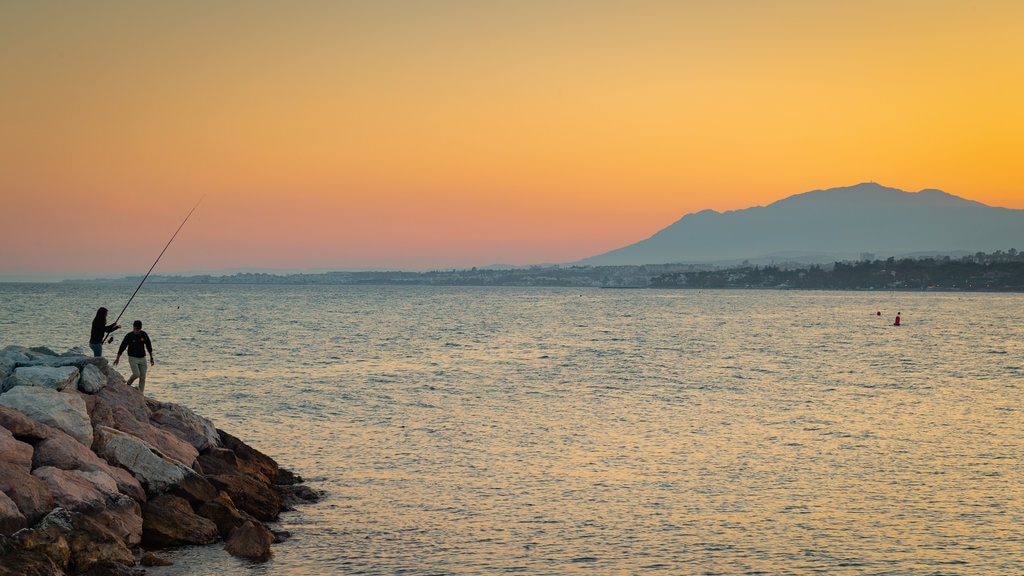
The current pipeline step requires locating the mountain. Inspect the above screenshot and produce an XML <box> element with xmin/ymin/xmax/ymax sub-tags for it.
<box><xmin>579</xmin><ymin>183</ymin><xmax>1024</xmax><ymax>266</ymax></box>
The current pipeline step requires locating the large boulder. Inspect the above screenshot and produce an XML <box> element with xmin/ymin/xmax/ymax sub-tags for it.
<box><xmin>76</xmin><ymin>364</ymin><xmax>107</xmax><ymax>394</ymax></box>
<box><xmin>0</xmin><ymin>345</ymin><xmax>32</xmax><ymax>364</ymax></box>
<box><xmin>0</xmin><ymin>462</ymin><xmax>55</xmax><ymax>526</ymax></box>
<box><xmin>110</xmin><ymin>406</ymin><xmax>199</xmax><ymax>468</ymax></box>
<box><xmin>224</xmin><ymin>519</ymin><xmax>274</xmax><ymax>561</ymax></box>
<box><xmin>31</xmin><ymin>428</ymin><xmax>145</xmax><ymax>504</ymax></box>
<box><xmin>141</xmin><ymin>494</ymin><xmax>218</xmax><ymax>547</ymax></box>
<box><xmin>7</xmin><ymin>507</ymin><xmax>73</xmax><ymax>570</ymax></box>
<box><xmin>1</xmin><ymin>365</ymin><xmax>79</xmax><ymax>393</ymax></box>
<box><xmin>196</xmin><ymin>491</ymin><xmax>249</xmax><ymax>538</ymax></box>
<box><xmin>0</xmin><ymin>387</ymin><xmax>93</xmax><ymax>447</ymax></box>
<box><xmin>92</xmin><ymin>427</ymin><xmax>189</xmax><ymax>495</ymax></box>
<box><xmin>95</xmin><ymin>383</ymin><xmax>150</xmax><ymax>426</ymax></box>
<box><xmin>90</xmin><ymin>495</ymin><xmax>143</xmax><ymax>547</ymax></box>
<box><xmin>0</xmin><ymin>490</ymin><xmax>27</xmax><ymax>535</ymax></box>
<box><xmin>32</xmin><ymin>467</ymin><xmax>107</xmax><ymax>514</ymax></box>
<box><xmin>0</xmin><ymin>427</ymin><xmax>33</xmax><ymax>473</ymax></box>
<box><xmin>0</xmin><ymin>405</ymin><xmax>50</xmax><ymax>441</ymax></box>
<box><xmin>148</xmin><ymin>399</ymin><xmax>221</xmax><ymax>453</ymax></box>
<box><xmin>217</xmin><ymin>430</ymin><xmax>279</xmax><ymax>484</ymax></box>
<box><xmin>81</xmin><ymin>393</ymin><xmax>116</xmax><ymax>431</ymax></box>
<box><xmin>64</xmin><ymin>512</ymin><xmax>136</xmax><ymax>571</ymax></box>
<box><xmin>168</xmin><ymin>471</ymin><xmax>218</xmax><ymax>507</ymax></box>
<box><xmin>206</xmin><ymin>474</ymin><xmax>281</xmax><ymax>522</ymax></box>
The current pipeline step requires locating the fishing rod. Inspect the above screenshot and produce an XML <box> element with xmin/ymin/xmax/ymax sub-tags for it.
<box><xmin>109</xmin><ymin>196</ymin><xmax>205</xmax><ymax>339</ymax></box>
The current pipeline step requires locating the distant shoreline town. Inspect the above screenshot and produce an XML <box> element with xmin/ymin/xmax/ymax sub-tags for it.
<box><xmin>56</xmin><ymin>250</ymin><xmax>1024</xmax><ymax>292</ymax></box>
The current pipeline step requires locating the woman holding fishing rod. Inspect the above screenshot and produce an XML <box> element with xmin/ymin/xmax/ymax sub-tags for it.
<box><xmin>89</xmin><ymin>307</ymin><xmax>120</xmax><ymax>357</ymax></box>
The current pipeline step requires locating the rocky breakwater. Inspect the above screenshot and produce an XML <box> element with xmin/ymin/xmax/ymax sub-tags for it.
<box><xmin>0</xmin><ymin>345</ymin><xmax>320</xmax><ymax>575</ymax></box>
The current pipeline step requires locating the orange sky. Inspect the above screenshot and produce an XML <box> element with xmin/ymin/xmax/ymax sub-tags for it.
<box><xmin>2</xmin><ymin>1</ymin><xmax>1022</xmax><ymax>279</ymax></box>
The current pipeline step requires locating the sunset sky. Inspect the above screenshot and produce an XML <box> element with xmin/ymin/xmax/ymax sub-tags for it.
<box><xmin>2</xmin><ymin>1</ymin><xmax>1022</xmax><ymax>280</ymax></box>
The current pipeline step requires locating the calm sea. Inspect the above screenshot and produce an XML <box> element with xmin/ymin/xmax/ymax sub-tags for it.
<box><xmin>1</xmin><ymin>284</ymin><xmax>1022</xmax><ymax>575</ymax></box>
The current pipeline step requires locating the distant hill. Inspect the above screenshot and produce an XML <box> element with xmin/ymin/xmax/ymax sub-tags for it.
<box><xmin>579</xmin><ymin>183</ymin><xmax>1024</xmax><ymax>266</ymax></box>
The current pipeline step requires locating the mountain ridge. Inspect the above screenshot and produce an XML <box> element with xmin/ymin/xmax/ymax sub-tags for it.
<box><xmin>578</xmin><ymin>183</ymin><xmax>1023</xmax><ymax>266</ymax></box>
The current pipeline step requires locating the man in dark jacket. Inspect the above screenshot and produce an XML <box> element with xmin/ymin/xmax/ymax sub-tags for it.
<box><xmin>114</xmin><ymin>320</ymin><xmax>155</xmax><ymax>393</ymax></box>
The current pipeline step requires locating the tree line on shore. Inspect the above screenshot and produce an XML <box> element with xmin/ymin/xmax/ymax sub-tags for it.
<box><xmin>65</xmin><ymin>249</ymin><xmax>1024</xmax><ymax>291</ymax></box>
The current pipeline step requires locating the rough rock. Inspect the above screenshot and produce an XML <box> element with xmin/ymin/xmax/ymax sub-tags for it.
<box><xmin>141</xmin><ymin>494</ymin><xmax>218</xmax><ymax>547</ymax></box>
<box><xmin>77</xmin><ymin>363</ymin><xmax>107</xmax><ymax>394</ymax></box>
<box><xmin>91</xmin><ymin>495</ymin><xmax>143</xmax><ymax>547</ymax></box>
<box><xmin>92</xmin><ymin>426</ymin><xmax>190</xmax><ymax>495</ymax></box>
<box><xmin>0</xmin><ymin>462</ymin><xmax>55</xmax><ymax>526</ymax></box>
<box><xmin>81</xmin><ymin>393</ymin><xmax>116</xmax><ymax>431</ymax></box>
<box><xmin>0</xmin><ymin>343</ymin><xmax>315</xmax><ymax>567</ymax></box>
<box><xmin>32</xmin><ymin>467</ymin><xmax>106</xmax><ymax>513</ymax></box>
<box><xmin>31</xmin><ymin>428</ymin><xmax>146</xmax><ymax>503</ymax></box>
<box><xmin>2</xmin><ymin>365</ymin><xmax>79</xmax><ymax>393</ymax></box>
<box><xmin>197</xmin><ymin>491</ymin><xmax>249</xmax><ymax>538</ymax></box>
<box><xmin>9</xmin><ymin>507</ymin><xmax>73</xmax><ymax>570</ymax></box>
<box><xmin>218</xmin><ymin>430</ymin><xmax>280</xmax><ymax>484</ymax></box>
<box><xmin>206</xmin><ymin>474</ymin><xmax>282</xmax><ymax>522</ymax></box>
<box><xmin>0</xmin><ymin>547</ymin><xmax>63</xmax><ymax>576</ymax></box>
<box><xmin>168</xmin><ymin>470</ymin><xmax>218</xmax><ymax>507</ymax></box>
<box><xmin>0</xmin><ymin>489</ymin><xmax>27</xmax><ymax>535</ymax></box>
<box><xmin>0</xmin><ymin>387</ymin><xmax>93</xmax><ymax>447</ymax></box>
<box><xmin>224</xmin><ymin>519</ymin><xmax>274</xmax><ymax>561</ymax></box>
<box><xmin>95</xmin><ymin>383</ymin><xmax>150</xmax><ymax>427</ymax></box>
<box><xmin>0</xmin><ymin>405</ymin><xmax>50</xmax><ymax>440</ymax></box>
<box><xmin>0</xmin><ymin>427</ymin><xmax>34</xmax><ymax>473</ymax></box>
<box><xmin>110</xmin><ymin>406</ymin><xmax>199</xmax><ymax>468</ymax></box>
<box><xmin>148</xmin><ymin>399</ymin><xmax>221</xmax><ymax>453</ymax></box>
<box><xmin>196</xmin><ymin>447</ymin><xmax>242</xmax><ymax>477</ymax></box>
<box><xmin>65</xmin><ymin>512</ymin><xmax>136</xmax><ymax>572</ymax></box>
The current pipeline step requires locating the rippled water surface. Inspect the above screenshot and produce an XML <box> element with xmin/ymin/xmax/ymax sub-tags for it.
<box><xmin>2</xmin><ymin>284</ymin><xmax>1022</xmax><ymax>575</ymax></box>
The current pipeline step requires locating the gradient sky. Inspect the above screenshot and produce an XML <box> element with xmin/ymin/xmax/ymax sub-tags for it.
<box><xmin>2</xmin><ymin>1</ymin><xmax>1022</xmax><ymax>280</ymax></box>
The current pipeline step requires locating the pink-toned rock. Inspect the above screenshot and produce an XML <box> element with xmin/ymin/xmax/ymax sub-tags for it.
<box><xmin>95</xmin><ymin>380</ymin><xmax>150</xmax><ymax>422</ymax></box>
<box><xmin>81</xmin><ymin>393</ymin><xmax>116</xmax><ymax>431</ymax></box>
<box><xmin>91</xmin><ymin>495</ymin><xmax>143</xmax><ymax>547</ymax></box>
<box><xmin>0</xmin><ymin>405</ymin><xmax>50</xmax><ymax>440</ymax></box>
<box><xmin>111</xmin><ymin>406</ymin><xmax>199</xmax><ymax>468</ymax></box>
<box><xmin>32</xmin><ymin>427</ymin><xmax>104</xmax><ymax>471</ymax></box>
<box><xmin>0</xmin><ymin>387</ymin><xmax>92</xmax><ymax>447</ymax></box>
<box><xmin>104</xmin><ymin>464</ymin><xmax>146</xmax><ymax>504</ymax></box>
<box><xmin>148</xmin><ymin>399</ymin><xmax>221</xmax><ymax>452</ymax></box>
<box><xmin>0</xmin><ymin>461</ymin><xmax>54</xmax><ymax>525</ymax></box>
<box><xmin>93</xmin><ymin>426</ymin><xmax>189</xmax><ymax>495</ymax></box>
<box><xmin>224</xmin><ymin>518</ymin><xmax>274</xmax><ymax>561</ymax></box>
<box><xmin>32</xmin><ymin>467</ymin><xmax>106</xmax><ymax>513</ymax></box>
<box><xmin>0</xmin><ymin>489</ymin><xmax>27</xmax><ymax>535</ymax></box>
<box><xmin>0</xmin><ymin>426</ymin><xmax>33</xmax><ymax>473</ymax></box>
<box><xmin>141</xmin><ymin>493</ymin><xmax>218</xmax><ymax>547</ymax></box>
<box><xmin>30</xmin><ymin>428</ymin><xmax>145</xmax><ymax>503</ymax></box>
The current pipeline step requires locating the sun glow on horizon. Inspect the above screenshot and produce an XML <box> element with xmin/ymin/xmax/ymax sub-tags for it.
<box><xmin>2</xmin><ymin>1</ymin><xmax>1022</xmax><ymax>277</ymax></box>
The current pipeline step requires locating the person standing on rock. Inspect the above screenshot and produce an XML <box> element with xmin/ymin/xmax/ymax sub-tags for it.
<box><xmin>89</xmin><ymin>307</ymin><xmax>120</xmax><ymax>357</ymax></box>
<box><xmin>114</xmin><ymin>320</ymin><xmax>155</xmax><ymax>393</ymax></box>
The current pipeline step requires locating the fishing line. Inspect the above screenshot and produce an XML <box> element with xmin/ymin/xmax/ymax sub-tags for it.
<box><xmin>110</xmin><ymin>195</ymin><xmax>205</xmax><ymax>333</ymax></box>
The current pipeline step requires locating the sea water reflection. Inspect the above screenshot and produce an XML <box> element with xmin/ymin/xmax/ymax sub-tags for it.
<box><xmin>1</xmin><ymin>284</ymin><xmax>1022</xmax><ymax>574</ymax></box>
